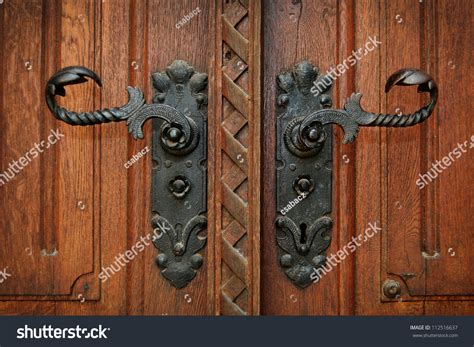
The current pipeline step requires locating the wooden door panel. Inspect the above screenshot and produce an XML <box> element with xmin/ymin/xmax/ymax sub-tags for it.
<box><xmin>426</xmin><ymin>0</ymin><xmax>473</xmax><ymax>296</ymax></box>
<box><xmin>0</xmin><ymin>0</ymin><xmax>99</xmax><ymax>301</ymax></box>
<box><xmin>355</xmin><ymin>0</ymin><xmax>474</xmax><ymax>314</ymax></box>
<box><xmin>0</xmin><ymin>0</ymin><xmax>472</xmax><ymax>316</ymax></box>
<box><xmin>384</xmin><ymin>0</ymin><xmax>426</xmax><ymax>297</ymax></box>
<box><xmin>262</xmin><ymin>0</ymin><xmax>473</xmax><ymax>315</ymax></box>
<box><xmin>262</xmin><ymin>0</ymin><xmax>341</xmax><ymax>315</ymax></box>
<box><xmin>0</xmin><ymin>0</ymin><xmax>216</xmax><ymax>315</ymax></box>
<box><xmin>142</xmin><ymin>0</ymin><xmax>211</xmax><ymax>316</ymax></box>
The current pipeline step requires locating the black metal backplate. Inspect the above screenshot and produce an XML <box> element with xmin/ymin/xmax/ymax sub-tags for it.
<box><xmin>150</xmin><ymin>60</ymin><xmax>208</xmax><ymax>289</ymax></box>
<box><xmin>275</xmin><ymin>61</ymin><xmax>334</xmax><ymax>289</ymax></box>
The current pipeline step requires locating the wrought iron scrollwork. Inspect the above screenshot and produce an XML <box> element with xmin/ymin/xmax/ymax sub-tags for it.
<box><xmin>276</xmin><ymin>61</ymin><xmax>437</xmax><ymax>288</ymax></box>
<box><xmin>298</xmin><ymin>68</ymin><xmax>438</xmax><ymax>144</ymax></box>
<box><xmin>45</xmin><ymin>61</ymin><xmax>201</xmax><ymax>152</ymax></box>
<box><xmin>45</xmin><ymin>60</ymin><xmax>208</xmax><ymax>288</ymax></box>
<box><xmin>152</xmin><ymin>215</ymin><xmax>207</xmax><ymax>289</ymax></box>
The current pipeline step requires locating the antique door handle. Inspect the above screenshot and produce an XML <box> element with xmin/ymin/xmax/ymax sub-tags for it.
<box><xmin>45</xmin><ymin>60</ymin><xmax>208</xmax><ymax>288</ymax></box>
<box><xmin>275</xmin><ymin>61</ymin><xmax>437</xmax><ymax>288</ymax></box>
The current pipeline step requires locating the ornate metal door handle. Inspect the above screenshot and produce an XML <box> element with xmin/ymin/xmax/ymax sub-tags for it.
<box><xmin>45</xmin><ymin>60</ymin><xmax>208</xmax><ymax>288</ymax></box>
<box><xmin>275</xmin><ymin>61</ymin><xmax>437</xmax><ymax>288</ymax></box>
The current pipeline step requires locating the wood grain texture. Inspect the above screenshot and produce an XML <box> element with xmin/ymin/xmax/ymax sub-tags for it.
<box><xmin>0</xmin><ymin>0</ymin><xmax>98</xmax><ymax>302</ymax></box>
<box><xmin>209</xmin><ymin>0</ymin><xmax>261</xmax><ymax>315</ymax></box>
<box><xmin>425</xmin><ymin>0</ymin><xmax>473</xmax><ymax>297</ymax></box>
<box><xmin>0</xmin><ymin>0</ymin><xmax>48</xmax><ymax>296</ymax></box>
<box><xmin>142</xmin><ymin>0</ymin><xmax>210</xmax><ymax>316</ymax></box>
<box><xmin>262</xmin><ymin>0</ymin><xmax>339</xmax><ymax>315</ymax></box>
<box><xmin>355</xmin><ymin>0</ymin><xmax>474</xmax><ymax>314</ymax></box>
<box><xmin>0</xmin><ymin>0</ymin><xmax>473</xmax><ymax>316</ymax></box>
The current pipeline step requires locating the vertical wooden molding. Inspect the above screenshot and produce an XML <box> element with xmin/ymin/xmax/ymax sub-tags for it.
<box><xmin>336</xmin><ymin>0</ymin><xmax>356</xmax><ymax>316</ymax></box>
<box><xmin>210</xmin><ymin>0</ymin><xmax>261</xmax><ymax>315</ymax></box>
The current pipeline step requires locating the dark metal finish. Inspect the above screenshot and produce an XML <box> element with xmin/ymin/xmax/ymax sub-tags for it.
<box><xmin>383</xmin><ymin>279</ymin><xmax>402</xmax><ymax>299</ymax></box>
<box><xmin>298</xmin><ymin>67</ymin><xmax>438</xmax><ymax>144</ymax></box>
<box><xmin>276</xmin><ymin>61</ymin><xmax>437</xmax><ymax>288</ymax></box>
<box><xmin>276</xmin><ymin>61</ymin><xmax>334</xmax><ymax>289</ymax></box>
<box><xmin>150</xmin><ymin>61</ymin><xmax>207</xmax><ymax>288</ymax></box>
<box><xmin>45</xmin><ymin>60</ymin><xmax>208</xmax><ymax>289</ymax></box>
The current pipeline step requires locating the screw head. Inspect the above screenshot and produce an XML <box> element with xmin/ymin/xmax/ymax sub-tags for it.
<box><xmin>298</xmin><ymin>244</ymin><xmax>309</xmax><ymax>255</ymax></box>
<box><xmin>173</xmin><ymin>242</ymin><xmax>185</xmax><ymax>256</ymax></box>
<box><xmin>383</xmin><ymin>279</ymin><xmax>401</xmax><ymax>299</ymax></box>
<box><xmin>167</xmin><ymin>127</ymin><xmax>182</xmax><ymax>142</ymax></box>
<box><xmin>172</xmin><ymin>179</ymin><xmax>186</xmax><ymax>193</ymax></box>
<box><xmin>297</xmin><ymin>178</ymin><xmax>311</xmax><ymax>192</ymax></box>
<box><xmin>307</xmin><ymin>128</ymin><xmax>319</xmax><ymax>141</ymax></box>
<box><xmin>155</xmin><ymin>254</ymin><xmax>168</xmax><ymax>267</ymax></box>
<box><xmin>190</xmin><ymin>254</ymin><xmax>203</xmax><ymax>269</ymax></box>
<box><xmin>293</xmin><ymin>175</ymin><xmax>314</xmax><ymax>195</ymax></box>
<box><xmin>168</xmin><ymin>175</ymin><xmax>191</xmax><ymax>198</ymax></box>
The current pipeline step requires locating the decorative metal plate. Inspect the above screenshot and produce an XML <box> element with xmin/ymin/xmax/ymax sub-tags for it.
<box><xmin>45</xmin><ymin>60</ymin><xmax>208</xmax><ymax>289</ymax></box>
<box><xmin>275</xmin><ymin>60</ymin><xmax>437</xmax><ymax>288</ymax></box>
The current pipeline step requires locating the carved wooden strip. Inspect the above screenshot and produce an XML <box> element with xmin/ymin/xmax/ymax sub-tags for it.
<box><xmin>222</xmin><ymin>16</ymin><xmax>249</xmax><ymax>61</ymax></box>
<box><xmin>222</xmin><ymin>109</ymin><xmax>247</xmax><ymax>136</ymax></box>
<box><xmin>212</xmin><ymin>0</ymin><xmax>261</xmax><ymax>316</ymax></box>
<box><xmin>222</xmin><ymin>54</ymin><xmax>248</xmax><ymax>81</ymax></box>
<box><xmin>223</xmin><ymin>220</ymin><xmax>247</xmax><ymax>246</ymax></box>
<box><xmin>221</xmin><ymin>292</ymin><xmax>246</xmax><ymax>315</ymax></box>
<box><xmin>222</xmin><ymin>238</ymin><xmax>247</xmax><ymax>282</ymax></box>
<box><xmin>222</xmin><ymin>75</ymin><xmax>249</xmax><ymax>116</ymax></box>
<box><xmin>222</xmin><ymin>184</ymin><xmax>248</xmax><ymax>229</ymax></box>
<box><xmin>222</xmin><ymin>1</ymin><xmax>247</xmax><ymax>26</ymax></box>
<box><xmin>221</xmin><ymin>127</ymin><xmax>248</xmax><ymax>172</ymax></box>
<box><xmin>222</xmin><ymin>167</ymin><xmax>247</xmax><ymax>192</ymax></box>
<box><xmin>222</xmin><ymin>274</ymin><xmax>246</xmax><ymax>300</ymax></box>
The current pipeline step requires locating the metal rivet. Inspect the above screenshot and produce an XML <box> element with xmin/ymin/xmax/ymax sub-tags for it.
<box><xmin>383</xmin><ymin>279</ymin><xmax>401</xmax><ymax>299</ymax></box>
<box><xmin>297</xmin><ymin>178</ymin><xmax>311</xmax><ymax>192</ymax></box>
<box><xmin>164</xmin><ymin>160</ymin><xmax>172</xmax><ymax>168</ymax></box>
<box><xmin>289</xmin><ymin>163</ymin><xmax>296</xmax><ymax>171</ymax></box>
<box><xmin>185</xmin><ymin>160</ymin><xmax>193</xmax><ymax>168</ymax></box>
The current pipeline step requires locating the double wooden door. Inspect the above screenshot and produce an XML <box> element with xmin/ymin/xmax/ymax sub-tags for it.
<box><xmin>0</xmin><ymin>0</ymin><xmax>472</xmax><ymax>315</ymax></box>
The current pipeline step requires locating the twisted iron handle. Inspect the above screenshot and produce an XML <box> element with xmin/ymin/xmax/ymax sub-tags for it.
<box><xmin>45</xmin><ymin>66</ymin><xmax>195</xmax><ymax>145</ymax></box>
<box><xmin>298</xmin><ymin>68</ymin><xmax>438</xmax><ymax>144</ymax></box>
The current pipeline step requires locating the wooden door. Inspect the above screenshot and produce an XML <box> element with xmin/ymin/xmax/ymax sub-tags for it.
<box><xmin>262</xmin><ymin>0</ymin><xmax>474</xmax><ymax>315</ymax></box>
<box><xmin>0</xmin><ymin>0</ymin><xmax>472</xmax><ymax>316</ymax></box>
<box><xmin>0</xmin><ymin>0</ymin><xmax>214</xmax><ymax>315</ymax></box>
